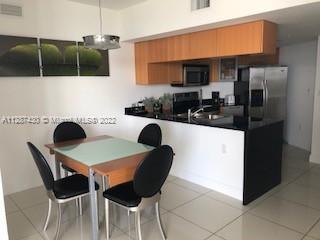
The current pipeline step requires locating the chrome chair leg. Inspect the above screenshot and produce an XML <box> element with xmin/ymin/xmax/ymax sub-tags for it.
<box><xmin>55</xmin><ymin>203</ymin><xmax>62</xmax><ymax>240</ymax></box>
<box><xmin>105</xmin><ymin>199</ymin><xmax>110</xmax><ymax>240</ymax></box>
<box><xmin>156</xmin><ymin>202</ymin><xmax>166</xmax><ymax>240</ymax></box>
<box><xmin>96</xmin><ymin>191</ymin><xmax>100</xmax><ymax>227</ymax></box>
<box><xmin>79</xmin><ymin>197</ymin><xmax>83</xmax><ymax>216</ymax></box>
<box><xmin>135</xmin><ymin>210</ymin><xmax>142</xmax><ymax>240</ymax></box>
<box><xmin>43</xmin><ymin>199</ymin><xmax>52</xmax><ymax>231</ymax></box>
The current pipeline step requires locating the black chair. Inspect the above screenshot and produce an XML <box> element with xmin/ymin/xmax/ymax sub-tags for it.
<box><xmin>53</xmin><ymin>122</ymin><xmax>86</xmax><ymax>176</ymax></box>
<box><xmin>103</xmin><ymin>145</ymin><xmax>174</xmax><ymax>240</ymax></box>
<box><xmin>138</xmin><ymin>123</ymin><xmax>162</xmax><ymax>147</ymax></box>
<box><xmin>27</xmin><ymin>142</ymin><xmax>99</xmax><ymax>240</ymax></box>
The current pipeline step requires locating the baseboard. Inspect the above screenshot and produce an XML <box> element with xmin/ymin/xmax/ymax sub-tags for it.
<box><xmin>309</xmin><ymin>153</ymin><xmax>320</xmax><ymax>164</ymax></box>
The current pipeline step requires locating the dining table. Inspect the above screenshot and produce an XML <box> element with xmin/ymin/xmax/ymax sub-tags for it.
<box><xmin>45</xmin><ymin>135</ymin><xmax>154</xmax><ymax>240</ymax></box>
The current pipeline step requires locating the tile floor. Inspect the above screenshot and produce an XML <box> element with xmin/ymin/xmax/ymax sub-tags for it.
<box><xmin>4</xmin><ymin>144</ymin><xmax>320</xmax><ymax>240</ymax></box>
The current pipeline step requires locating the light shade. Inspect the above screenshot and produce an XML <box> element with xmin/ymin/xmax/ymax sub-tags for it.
<box><xmin>83</xmin><ymin>35</ymin><xmax>120</xmax><ymax>50</ymax></box>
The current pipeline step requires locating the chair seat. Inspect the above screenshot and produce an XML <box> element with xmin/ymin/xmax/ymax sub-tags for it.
<box><xmin>61</xmin><ymin>164</ymin><xmax>77</xmax><ymax>173</ymax></box>
<box><xmin>54</xmin><ymin>174</ymin><xmax>99</xmax><ymax>199</ymax></box>
<box><xmin>103</xmin><ymin>181</ymin><xmax>141</xmax><ymax>207</ymax></box>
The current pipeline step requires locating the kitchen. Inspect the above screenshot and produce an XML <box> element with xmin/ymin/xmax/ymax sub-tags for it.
<box><xmin>1</xmin><ymin>0</ymin><xmax>320</xmax><ymax>240</ymax></box>
<box><xmin>125</xmin><ymin>25</ymin><xmax>285</xmax><ymax>203</ymax></box>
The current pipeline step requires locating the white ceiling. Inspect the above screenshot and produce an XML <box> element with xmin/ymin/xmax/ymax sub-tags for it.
<box><xmin>137</xmin><ymin>2</ymin><xmax>320</xmax><ymax>47</ymax></box>
<box><xmin>69</xmin><ymin>0</ymin><xmax>148</xmax><ymax>10</ymax></box>
<box><xmin>246</xmin><ymin>2</ymin><xmax>320</xmax><ymax>46</ymax></box>
<box><xmin>69</xmin><ymin>0</ymin><xmax>320</xmax><ymax>46</ymax></box>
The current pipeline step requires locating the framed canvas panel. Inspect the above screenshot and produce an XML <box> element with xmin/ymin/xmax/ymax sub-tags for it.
<box><xmin>40</xmin><ymin>39</ymin><xmax>78</xmax><ymax>76</ymax></box>
<box><xmin>78</xmin><ymin>42</ymin><xmax>110</xmax><ymax>76</ymax></box>
<box><xmin>0</xmin><ymin>35</ymin><xmax>40</xmax><ymax>77</ymax></box>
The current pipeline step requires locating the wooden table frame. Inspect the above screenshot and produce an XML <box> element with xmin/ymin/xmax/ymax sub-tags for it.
<box><xmin>45</xmin><ymin>135</ymin><xmax>150</xmax><ymax>240</ymax></box>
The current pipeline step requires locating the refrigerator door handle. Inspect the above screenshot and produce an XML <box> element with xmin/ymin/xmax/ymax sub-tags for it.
<box><xmin>262</xmin><ymin>80</ymin><xmax>267</xmax><ymax>118</ymax></box>
<box><xmin>265</xmin><ymin>79</ymin><xmax>269</xmax><ymax>108</ymax></box>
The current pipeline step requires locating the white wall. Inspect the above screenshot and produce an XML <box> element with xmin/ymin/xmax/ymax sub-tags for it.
<box><xmin>0</xmin><ymin>170</ymin><xmax>8</xmax><ymax>240</ymax></box>
<box><xmin>279</xmin><ymin>41</ymin><xmax>318</xmax><ymax>151</ymax></box>
<box><xmin>310</xmin><ymin>36</ymin><xmax>320</xmax><ymax>163</ymax></box>
<box><xmin>124</xmin><ymin>116</ymin><xmax>245</xmax><ymax>200</ymax></box>
<box><xmin>0</xmin><ymin>0</ymin><xmax>233</xmax><ymax>195</ymax></box>
<box><xmin>120</xmin><ymin>0</ymin><xmax>320</xmax><ymax>40</ymax></box>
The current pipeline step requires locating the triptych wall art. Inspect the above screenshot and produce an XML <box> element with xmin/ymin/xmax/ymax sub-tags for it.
<box><xmin>0</xmin><ymin>35</ymin><xmax>109</xmax><ymax>77</ymax></box>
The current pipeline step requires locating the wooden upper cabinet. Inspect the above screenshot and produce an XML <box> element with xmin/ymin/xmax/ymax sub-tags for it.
<box><xmin>135</xmin><ymin>20</ymin><xmax>277</xmax><ymax>85</ymax></box>
<box><xmin>148</xmin><ymin>38</ymin><xmax>168</xmax><ymax>63</ymax></box>
<box><xmin>189</xmin><ymin>29</ymin><xmax>217</xmax><ymax>59</ymax></box>
<box><xmin>167</xmin><ymin>34</ymin><xmax>190</xmax><ymax>61</ymax></box>
<box><xmin>135</xmin><ymin>40</ymin><xmax>182</xmax><ymax>85</ymax></box>
<box><xmin>166</xmin><ymin>30</ymin><xmax>217</xmax><ymax>61</ymax></box>
<box><xmin>217</xmin><ymin>20</ymin><xmax>277</xmax><ymax>56</ymax></box>
<box><xmin>135</xmin><ymin>41</ymin><xmax>149</xmax><ymax>85</ymax></box>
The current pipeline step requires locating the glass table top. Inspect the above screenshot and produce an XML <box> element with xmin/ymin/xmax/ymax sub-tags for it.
<box><xmin>53</xmin><ymin>137</ymin><xmax>154</xmax><ymax>167</ymax></box>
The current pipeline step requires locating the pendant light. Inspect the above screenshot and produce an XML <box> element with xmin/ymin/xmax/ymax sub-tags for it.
<box><xmin>83</xmin><ymin>0</ymin><xmax>120</xmax><ymax>50</ymax></box>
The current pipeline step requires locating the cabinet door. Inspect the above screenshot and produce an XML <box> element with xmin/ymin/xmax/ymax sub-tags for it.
<box><xmin>148</xmin><ymin>63</ymin><xmax>170</xmax><ymax>84</ymax></box>
<box><xmin>189</xmin><ymin>29</ymin><xmax>217</xmax><ymax>59</ymax></box>
<box><xmin>148</xmin><ymin>38</ymin><xmax>168</xmax><ymax>63</ymax></box>
<box><xmin>210</xmin><ymin>60</ymin><xmax>219</xmax><ymax>82</ymax></box>
<box><xmin>168</xmin><ymin>62</ymin><xmax>183</xmax><ymax>84</ymax></box>
<box><xmin>217</xmin><ymin>21</ymin><xmax>263</xmax><ymax>56</ymax></box>
<box><xmin>135</xmin><ymin>41</ymin><xmax>149</xmax><ymax>85</ymax></box>
<box><xmin>167</xmin><ymin>35</ymin><xmax>190</xmax><ymax>61</ymax></box>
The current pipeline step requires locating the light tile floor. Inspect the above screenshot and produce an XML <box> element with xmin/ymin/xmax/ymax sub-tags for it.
<box><xmin>4</xmin><ymin>144</ymin><xmax>320</xmax><ymax>240</ymax></box>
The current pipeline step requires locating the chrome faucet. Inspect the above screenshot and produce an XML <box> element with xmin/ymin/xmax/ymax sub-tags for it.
<box><xmin>187</xmin><ymin>89</ymin><xmax>204</xmax><ymax>122</ymax></box>
<box><xmin>199</xmin><ymin>88</ymin><xmax>203</xmax><ymax>108</ymax></box>
<box><xmin>188</xmin><ymin>107</ymin><xmax>204</xmax><ymax>121</ymax></box>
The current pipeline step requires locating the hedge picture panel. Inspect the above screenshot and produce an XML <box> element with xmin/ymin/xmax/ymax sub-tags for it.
<box><xmin>40</xmin><ymin>39</ymin><xmax>78</xmax><ymax>76</ymax></box>
<box><xmin>0</xmin><ymin>35</ymin><xmax>40</xmax><ymax>77</ymax></box>
<box><xmin>78</xmin><ymin>42</ymin><xmax>109</xmax><ymax>76</ymax></box>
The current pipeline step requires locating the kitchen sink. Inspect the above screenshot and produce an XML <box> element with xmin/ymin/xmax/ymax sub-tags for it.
<box><xmin>175</xmin><ymin>112</ymin><xmax>225</xmax><ymax>120</ymax></box>
<box><xmin>192</xmin><ymin>112</ymin><xmax>225</xmax><ymax>120</ymax></box>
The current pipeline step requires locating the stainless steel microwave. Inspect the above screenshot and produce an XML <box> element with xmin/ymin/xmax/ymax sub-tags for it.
<box><xmin>171</xmin><ymin>64</ymin><xmax>210</xmax><ymax>87</ymax></box>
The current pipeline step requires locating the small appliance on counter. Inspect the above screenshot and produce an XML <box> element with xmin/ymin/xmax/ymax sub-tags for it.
<box><xmin>224</xmin><ymin>94</ymin><xmax>236</xmax><ymax>106</ymax></box>
<box><xmin>171</xmin><ymin>64</ymin><xmax>210</xmax><ymax>87</ymax></box>
<box><xmin>211</xmin><ymin>91</ymin><xmax>220</xmax><ymax>111</ymax></box>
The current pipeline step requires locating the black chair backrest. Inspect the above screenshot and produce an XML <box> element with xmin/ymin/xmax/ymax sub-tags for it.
<box><xmin>137</xmin><ymin>123</ymin><xmax>162</xmax><ymax>147</ymax></box>
<box><xmin>53</xmin><ymin>122</ymin><xmax>86</xmax><ymax>143</ymax></box>
<box><xmin>133</xmin><ymin>145</ymin><xmax>173</xmax><ymax>198</ymax></box>
<box><xmin>27</xmin><ymin>142</ymin><xmax>54</xmax><ymax>191</ymax></box>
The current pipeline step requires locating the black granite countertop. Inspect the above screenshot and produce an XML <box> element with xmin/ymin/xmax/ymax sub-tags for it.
<box><xmin>125</xmin><ymin>111</ymin><xmax>283</xmax><ymax>131</ymax></box>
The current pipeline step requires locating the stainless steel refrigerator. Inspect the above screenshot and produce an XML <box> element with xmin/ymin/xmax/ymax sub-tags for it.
<box><xmin>235</xmin><ymin>66</ymin><xmax>288</xmax><ymax>120</ymax></box>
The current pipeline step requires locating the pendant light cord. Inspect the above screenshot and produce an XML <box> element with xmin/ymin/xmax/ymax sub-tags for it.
<box><xmin>99</xmin><ymin>0</ymin><xmax>103</xmax><ymax>35</ymax></box>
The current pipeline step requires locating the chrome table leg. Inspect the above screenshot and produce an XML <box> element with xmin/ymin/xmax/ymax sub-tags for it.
<box><xmin>89</xmin><ymin>168</ymin><xmax>99</xmax><ymax>240</ymax></box>
<box><xmin>54</xmin><ymin>156</ymin><xmax>61</xmax><ymax>180</ymax></box>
